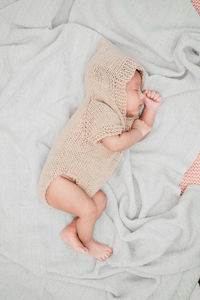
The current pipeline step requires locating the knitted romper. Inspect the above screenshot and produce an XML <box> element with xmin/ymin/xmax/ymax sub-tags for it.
<box><xmin>38</xmin><ymin>38</ymin><xmax>145</xmax><ymax>206</ymax></box>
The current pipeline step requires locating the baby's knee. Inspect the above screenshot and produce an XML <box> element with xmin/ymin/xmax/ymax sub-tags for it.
<box><xmin>92</xmin><ymin>190</ymin><xmax>107</xmax><ymax>209</ymax></box>
<box><xmin>99</xmin><ymin>190</ymin><xmax>107</xmax><ymax>205</ymax></box>
<box><xmin>82</xmin><ymin>200</ymin><xmax>98</xmax><ymax>219</ymax></box>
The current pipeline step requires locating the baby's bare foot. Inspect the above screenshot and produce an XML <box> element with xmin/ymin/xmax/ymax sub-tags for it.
<box><xmin>84</xmin><ymin>240</ymin><xmax>113</xmax><ymax>261</ymax></box>
<box><xmin>60</xmin><ymin>226</ymin><xmax>88</xmax><ymax>254</ymax></box>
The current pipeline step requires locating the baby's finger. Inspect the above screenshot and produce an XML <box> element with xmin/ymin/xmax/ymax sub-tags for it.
<box><xmin>156</xmin><ymin>95</ymin><xmax>162</xmax><ymax>100</ymax></box>
<box><xmin>147</xmin><ymin>90</ymin><xmax>155</xmax><ymax>98</ymax></box>
<box><xmin>150</xmin><ymin>92</ymin><xmax>161</xmax><ymax>100</ymax></box>
<box><xmin>146</xmin><ymin>90</ymin><xmax>152</xmax><ymax>97</ymax></box>
<box><xmin>154</xmin><ymin>94</ymin><xmax>160</xmax><ymax>99</ymax></box>
<box><xmin>151</xmin><ymin>91</ymin><xmax>156</xmax><ymax>98</ymax></box>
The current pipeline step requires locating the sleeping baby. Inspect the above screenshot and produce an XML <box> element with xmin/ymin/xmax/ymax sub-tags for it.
<box><xmin>38</xmin><ymin>38</ymin><xmax>162</xmax><ymax>261</ymax></box>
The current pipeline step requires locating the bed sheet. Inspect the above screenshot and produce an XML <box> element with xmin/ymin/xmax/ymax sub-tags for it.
<box><xmin>0</xmin><ymin>0</ymin><xmax>200</xmax><ymax>299</ymax></box>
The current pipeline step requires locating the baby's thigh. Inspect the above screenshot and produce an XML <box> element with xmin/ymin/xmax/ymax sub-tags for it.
<box><xmin>60</xmin><ymin>174</ymin><xmax>76</xmax><ymax>183</ymax></box>
<box><xmin>46</xmin><ymin>176</ymin><xmax>76</xmax><ymax>199</ymax></box>
<box><xmin>45</xmin><ymin>176</ymin><xmax>96</xmax><ymax>217</ymax></box>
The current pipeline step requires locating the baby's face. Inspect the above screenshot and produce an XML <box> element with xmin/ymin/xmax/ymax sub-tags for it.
<box><xmin>126</xmin><ymin>70</ymin><xmax>144</xmax><ymax>117</ymax></box>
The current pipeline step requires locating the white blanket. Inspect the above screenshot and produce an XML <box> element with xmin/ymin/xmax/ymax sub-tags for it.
<box><xmin>0</xmin><ymin>0</ymin><xmax>200</xmax><ymax>299</ymax></box>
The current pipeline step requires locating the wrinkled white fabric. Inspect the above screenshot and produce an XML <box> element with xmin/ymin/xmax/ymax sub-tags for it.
<box><xmin>0</xmin><ymin>0</ymin><xmax>200</xmax><ymax>299</ymax></box>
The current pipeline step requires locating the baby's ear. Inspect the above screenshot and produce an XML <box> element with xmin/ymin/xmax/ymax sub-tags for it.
<box><xmin>136</xmin><ymin>69</ymin><xmax>142</xmax><ymax>78</ymax></box>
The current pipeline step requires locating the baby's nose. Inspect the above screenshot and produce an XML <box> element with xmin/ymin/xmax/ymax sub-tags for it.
<box><xmin>140</xmin><ymin>92</ymin><xmax>145</xmax><ymax>102</ymax></box>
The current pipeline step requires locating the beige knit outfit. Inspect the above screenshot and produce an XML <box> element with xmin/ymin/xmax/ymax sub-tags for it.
<box><xmin>38</xmin><ymin>38</ymin><xmax>145</xmax><ymax>206</ymax></box>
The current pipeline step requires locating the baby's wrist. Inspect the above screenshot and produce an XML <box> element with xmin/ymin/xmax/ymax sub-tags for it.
<box><xmin>144</xmin><ymin>105</ymin><xmax>157</xmax><ymax>112</ymax></box>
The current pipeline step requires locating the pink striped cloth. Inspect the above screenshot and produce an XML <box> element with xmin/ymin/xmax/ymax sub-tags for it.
<box><xmin>179</xmin><ymin>1</ymin><xmax>200</xmax><ymax>196</ymax></box>
<box><xmin>191</xmin><ymin>0</ymin><xmax>200</xmax><ymax>15</ymax></box>
<box><xmin>180</xmin><ymin>2</ymin><xmax>199</xmax><ymax>285</ymax></box>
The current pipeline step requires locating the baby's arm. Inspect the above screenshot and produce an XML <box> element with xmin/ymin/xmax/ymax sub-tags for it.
<box><xmin>139</xmin><ymin>107</ymin><xmax>157</xmax><ymax>127</ymax></box>
<box><xmin>102</xmin><ymin>90</ymin><xmax>162</xmax><ymax>152</ymax></box>
<box><xmin>140</xmin><ymin>90</ymin><xmax>162</xmax><ymax>126</ymax></box>
<box><xmin>101</xmin><ymin>120</ymin><xmax>151</xmax><ymax>152</ymax></box>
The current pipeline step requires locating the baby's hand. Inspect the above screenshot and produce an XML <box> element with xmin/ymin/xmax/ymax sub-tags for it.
<box><xmin>142</xmin><ymin>90</ymin><xmax>162</xmax><ymax>110</ymax></box>
<box><xmin>131</xmin><ymin>119</ymin><xmax>152</xmax><ymax>137</ymax></box>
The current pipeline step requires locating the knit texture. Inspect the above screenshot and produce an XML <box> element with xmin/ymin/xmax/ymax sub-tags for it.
<box><xmin>38</xmin><ymin>38</ymin><xmax>145</xmax><ymax>205</ymax></box>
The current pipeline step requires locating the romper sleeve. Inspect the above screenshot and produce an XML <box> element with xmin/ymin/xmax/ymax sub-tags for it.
<box><xmin>83</xmin><ymin>100</ymin><xmax>124</xmax><ymax>144</ymax></box>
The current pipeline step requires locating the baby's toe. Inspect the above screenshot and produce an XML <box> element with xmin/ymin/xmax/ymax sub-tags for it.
<box><xmin>101</xmin><ymin>254</ymin><xmax>109</xmax><ymax>260</ymax></box>
<box><xmin>106</xmin><ymin>248</ymin><xmax>113</xmax><ymax>255</ymax></box>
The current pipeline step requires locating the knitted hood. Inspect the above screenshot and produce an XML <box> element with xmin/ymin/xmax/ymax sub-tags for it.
<box><xmin>84</xmin><ymin>38</ymin><xmax>146</xmax><ymax>127</ymax></box>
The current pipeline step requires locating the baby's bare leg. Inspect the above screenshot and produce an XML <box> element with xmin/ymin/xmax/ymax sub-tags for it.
<box><xmin>46</xmin><ymin>177</ymin><xmax>113</xmax><ymax>261</ymax></box>
<box><xmin>61</xmin><ymin>190</ymin><xmax>107</xmax><ymax>241</ymax></box>
<box><xmin>62</xmin><ymin>190</ymin><xmax>111</xmax><ymax>260</ymax></box>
